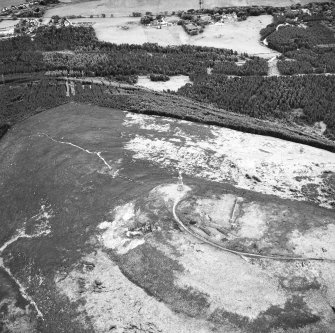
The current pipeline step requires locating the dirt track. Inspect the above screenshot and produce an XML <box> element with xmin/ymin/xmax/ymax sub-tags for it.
<box><xmin>172</xmin><ymin>191</ymin><xmax>335</xmax><ymax>262</ymax></box>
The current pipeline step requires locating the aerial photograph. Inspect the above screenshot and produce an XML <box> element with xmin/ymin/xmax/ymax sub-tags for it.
<box><xmin>0</xmin><ymin>0</ymin><xmax>335</xmax><ymax>332</ymax></box>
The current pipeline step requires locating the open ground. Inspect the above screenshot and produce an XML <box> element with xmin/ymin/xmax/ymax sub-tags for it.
<box><xmin>0</xmin><ymin>20</ymin><xmax>18</xmax><ymax>30</ymax></box>
<box><xmin>1</xmin><ymin>103</ymin><xmax>334</xmax><ymax>332</ymax></box>
<box><xmin>0</xmin><ymin>0</ymin><xmax>26</xmax><ymax>8</ymax></box>
<box><xmin>136</xmin><ymin>75</ymin><xmax>191</xmax><ymax>91</ymax></box>
<box><xmin>66</xmin><ymin>15</ymin><xmax>278</xmax><ymax>57</ymax></box>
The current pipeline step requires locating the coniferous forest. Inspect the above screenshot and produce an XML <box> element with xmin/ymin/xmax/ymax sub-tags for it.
<box><xmin>0</xmin><ymin>23</ymin><xmax>334</xmax><ymax>144</ymax></box>
<box><xmin>178</xmin><ymin>74</ymin><xmax>335</xmax><ymax>139</ymax></box>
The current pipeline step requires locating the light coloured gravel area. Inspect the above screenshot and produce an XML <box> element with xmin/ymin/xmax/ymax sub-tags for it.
<box><xmin>124</xmin><ymin>113</ymin><xmax>335</xmax><ymax>208</ymax></box>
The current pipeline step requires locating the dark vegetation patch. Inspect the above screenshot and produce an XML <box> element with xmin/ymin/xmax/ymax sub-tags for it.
<box><xmin>210</xmin><ymin>58</ymin><xmax>268</xmax><ymax>76</ymax></box>
<box><xmin>260</xmin><ymin>2</ymin><xmax>335</xmax><ymax>74</ymax></box>
<box><xmin>209</xmin><ymin>307</ymin><xmax>250</xmax><ymax>331</ymax></box>
<box><xmin>267</xmin><ymin>22</ymin><xmax>335</xmax><ymax>53</ymax></box>
<box><xmin>279</xmin><ymin>276</ymin><xmax>321</xmax><ymax>292</ymax></box>
<box><xmin>149</xmin><ymin>73</ymin><xmax>170</xmax><ymax>82</ymax></box>
<box><xmin>0</xmin><ymin>79</ymin><xmax>67</xmax><ymax>127</ymax></box>
<box><xmin>301</xmin><ymin>183</ymin><xmax>320</xmax><ymax>202</ymax></box>
<box><xmin>322</xmin><ymin>171</ymin><xmax>335</xmax><ymax>190</ymax></box>
<box><xmin>117</xmin><ymin>243</ymin><xmax>210</xmax><ymax>317</ymax></box>
<box><xmin>35</xmin><ymin>286</ymin><xmax>94</xmax><ymax>333</ymax></box>
<box><xmin>209</xmin><ymin>296</ymin><xmax>321</xmax><ymax>333</ymax></box>
<box><xmin>252</xmin><ymin>296</ymin><xmax>321</xmax><ymax>332</ymax></box>
<box><xmin>278</xmin><ymin>47</ymin><xmax>335</xmax><ymax>74</ymax></box>
<box><xmin>0</xmin><ymin>124</ymin><xmax>10</xmax><ymax>140</ymax></box>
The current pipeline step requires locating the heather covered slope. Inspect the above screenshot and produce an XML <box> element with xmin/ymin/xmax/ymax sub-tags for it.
<box><xmin>0</xmin><ymin>103</ymin><xmax>334</xmax><ymax>332</ymax></box>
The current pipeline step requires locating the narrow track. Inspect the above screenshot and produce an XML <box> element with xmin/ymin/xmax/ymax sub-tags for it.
<box><xmin>173</xmin><ymin>198</ymin><xmax>335</xmax><ymax>263</ymax></box>
<box><xmin>38</xmin><ymin>133</ymin><xmax>144</xmax><ymax>185</ymax></box>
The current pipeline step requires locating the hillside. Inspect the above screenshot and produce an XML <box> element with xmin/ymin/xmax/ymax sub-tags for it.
<box><xmin>0</xmin><ymin>103</ymin><xmax>334</xmax><ymax>332</ymax></box>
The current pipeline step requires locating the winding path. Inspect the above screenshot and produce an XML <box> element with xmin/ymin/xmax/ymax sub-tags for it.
<box><xmin>172</xmin><ymin>196</ymin><xmax>335</xmax><ymax>263</ymax></box>
<box><xmin>38</xmin><ymin>133</ymin><xmax>143</xmax><ymax>184</ymax></box>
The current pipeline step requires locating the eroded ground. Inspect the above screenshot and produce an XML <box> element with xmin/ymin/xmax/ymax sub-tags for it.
<box><xmin>0</xmin><ymin>103</ymin><xmax>334</xmax><ymax>332</ymax></box>
<box><xmin>124</xmin><ymin>112</ymin><xmax>335</xmax><ymax>209</ymax></box>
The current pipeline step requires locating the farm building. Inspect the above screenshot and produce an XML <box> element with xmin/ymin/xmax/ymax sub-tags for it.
<box><xmin>184</xmin><ymin>23</ymin><xmax>200</xmax><ymax>35</ymax></box>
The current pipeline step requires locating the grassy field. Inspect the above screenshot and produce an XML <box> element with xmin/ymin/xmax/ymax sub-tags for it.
<box><xmin>50</xmin><ymin>0</ymin><xmax>329</xmax><ymax>17</ymax></box>
<box><xmin>136</xmin><ymin>75</ymin><xmax>191</xmax><ymax>91</ymax></box>
<box><xmin>69</xmin><ymin>15</ymin><xmax>278</xmax><ymax>57</ymax></box>
<box><xmin>188</xmin><ymin>15</ymin><xmax>278</xmax><ymax>57</ymax></box>
<box><xmin>0</xmin><ymin>19</ymin><xmax>18</xmax><ymax>30</ymax></box>
<box><xmin>0</xmin><ymin>0</ymin><xmax>24</xmax><ymax>8</ymax></box>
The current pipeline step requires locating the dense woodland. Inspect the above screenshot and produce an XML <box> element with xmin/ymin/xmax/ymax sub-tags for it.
<box><xmin>259</xmin><ymin>2</ymin><xmax>335</xmax><ymax>74</ymax></box>
<box><xmin>0</xmin><ymin>78</ymin><xmax>66</xmax><ymax>134</ymax></box>
<box><xmin>0</xmin><ymin>26</ymin><xmax>266</xmax><ymax>79</ymax></box>
<box><xmin>211</xmin><ymin>59</ymin><xmax>268</xmax><ymax>76</ymax></box>
<box><xmin>1</xmin><ymin>22</ymin><xmax>332</xmax><ymax>79</ymax></box>
<box><xmin>149</xmin><ymin>74</ymin><xmax>170</xmax><ymax>82</ymax></box>
<box><xmin>178</xmin><ymin>74</ymin><xmax>335</xmax><ymax>139</ymax></box>
<box><xmin>278</xmin><ymin>47</ymin><xmax>335</xmax><ymax>74</ymax></box>
<box><xmin>0</xmin><ymin>22</ymin><xmax>334</xmax><ymax>144</ymax></box>
<box><xmin>266</xmin><ymin>23</ymin><xmax>335</xmax><ymax>52</ymax></box>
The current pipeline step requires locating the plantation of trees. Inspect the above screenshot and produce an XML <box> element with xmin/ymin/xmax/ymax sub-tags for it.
<box><xmin>259</xmin><ymin>3</ymin><xmax>335</xmax><ymax>75</ymax></box>
<box><xmin>0</xmin><ymin>26</ymin><xmax>264</xmax><ymax>78</ymax></box>
<box><xmin>178</xmin><ymin>74</ymin><xmax>335</xmax><ymax>140</ymax></box>
<box><xmin>1</xmin><ymin>24</ymin><xmax>334</xmax><ymax>147</ymax></box>
<box><xmin>2</xmin><ymin>24</ymin><xmax>331</xmax><ymax>80</ymax></box>
<box><xmin>277</xmin><ymin>59</ymin><xmax>314</xmax><ymax>75</ymax></box>
<box><xmin>266</xmin><ymin>23</ymin><xmax>335</xmax><ymax>53</ymax></box>
<box><xmin>0</xmin><ymin>79</ymin><xmax>67</xmax><ymax>127</ymax></box>
<box><xmin>278</xmin><ymin>47</ymin><xmax>335</xmax><ymax>74</ymax></box>
<box><xmin>150</xmin><ymin>74</ymin><xmax>170</xmax><ymax>82</ymax></box>
<box><xmin>212</xmin><ymin>59</ymin><xmax>268</xmax><ymax>76</ymax></box>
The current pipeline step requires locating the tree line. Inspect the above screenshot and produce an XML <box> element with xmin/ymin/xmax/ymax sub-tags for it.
<box><xmin>178</xmin><ymin>73</ymin><xmax>335</xmax><ymax>140</ymax></box>
<box><xmin>0</xmin><ymin>25</ymin><xmax>265</xmax><ymax>78</ymax></box>
<box><xmin>1</xmin><ymin>25</ymin><xmax>334</xmax><ymax>143</ymax></box>
<box><xmin>266</xmin><ymin>22</ymin><xmax>335</xmax><ymax>53</ymax></box>
<box><xmin>2</xmin><ymin>78</ymin><xmax>334</xmax><ymax>152</ymax></box>
<box><xmin>278</xmin><ymin>46</ymin><xmax>335</xmax><ymax>75</ymax></box>
<box><xmin>259</xmin><ymin>3</ymin><xmax>335</xmax><ymax>75</ymax></box>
